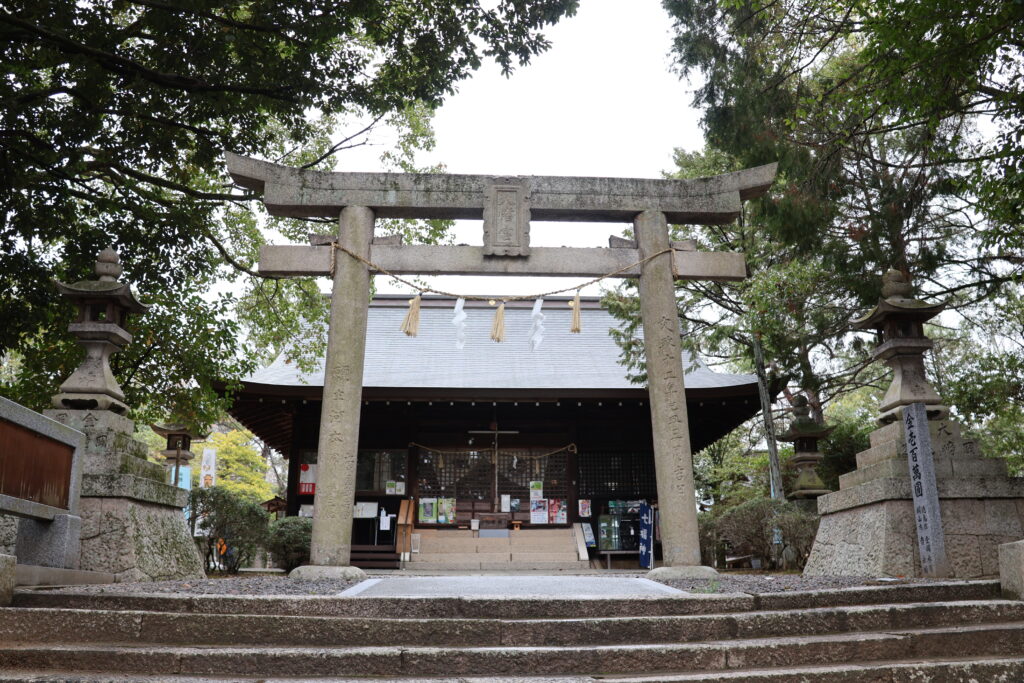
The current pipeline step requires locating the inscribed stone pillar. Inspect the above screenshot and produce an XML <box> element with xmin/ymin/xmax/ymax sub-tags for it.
<box><xmin>309</xmin><ymin>205</ymin><xmax>374</xmax><ymax>568</ymax></box>
<box><xmin>635</xmin><ymin>210</ymin><xmax>703</xmax><ymax>568</ymax></box>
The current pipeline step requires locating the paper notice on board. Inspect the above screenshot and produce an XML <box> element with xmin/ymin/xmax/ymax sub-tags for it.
<box><xmin>529</xmin><ymin>481</ymin><xmax>543</xmax><ymax>500</ymax></box>
<box><xmin>500</xmin><ymin>494</ymin><xmax>511</xmax><ymax>512</ymax></box>
<box><xmin>530</xmin><ymin>499</ymin><xmax>548</xmax><ymax>524</ymax></box>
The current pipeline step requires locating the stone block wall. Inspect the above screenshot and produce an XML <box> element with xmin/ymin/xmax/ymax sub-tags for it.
<box><xmin>43</xmin><ymin>408</ymin><xmax>203</xmax><ymax>582</ymax></box>
<box><xmin>805</xmin><ymin>416</ymin><xmax>1024</xmax><ymax>578</ymax></box>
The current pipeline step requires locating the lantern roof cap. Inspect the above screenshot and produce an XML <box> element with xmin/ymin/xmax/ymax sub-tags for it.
<box><xmin>852</xmin><ymin>269</ymin><xmax>944</xmax><ymax>330</ymax></box>
<box><xmin>777</xmin><ymin>394</ymin><xmax>834</xmax><ymax>441</ymax></box>
<box><xmin>150</xmin><ymin>423</ymin><xmax>210</xmax><ymax>440</ymax></box>
<box><xmin>53</xmin><ymin>248</ymin><xmax>148</xmax><ymax>313</ymax></box>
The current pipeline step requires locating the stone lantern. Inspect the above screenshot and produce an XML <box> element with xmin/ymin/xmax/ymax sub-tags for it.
<box><xmin>852</xmin><ymin>269</ymin><xmax>947</xmax><ymax>425</ymax></box>
<box><xmin>51</xmin><ymin>248</ymin><xmax>148</xmax><ymax>414</ymax></box>
<box><xmin>777</xmin><ymin>395</ymin><xmax>833</xmax><ymax>506</ymax></box>
<box><xmin>150</xmin><ymin>423</ymin><xmax>208</xmax><ymax>487</ymax></box>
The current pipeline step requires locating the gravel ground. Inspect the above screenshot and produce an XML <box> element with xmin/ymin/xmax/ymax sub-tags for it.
<box><xmin>36</xmin><ymin>572</ymin><xmax>948</xmax><ymax>596</ymax></box>
<box><xmin>657</xmin><ymin>573</ymin><xmax>940</xmax><ymax>594</ymax></box>
<box><xmin>43</xmin><ymin>575</ymin><xmax>361</xmax><ymax>596</ymax></box>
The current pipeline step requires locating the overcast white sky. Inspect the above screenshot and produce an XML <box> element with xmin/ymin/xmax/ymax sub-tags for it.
<box><xmin>345</xmin><ymin>0</ymin><xmax>704</xmax><ymax>298</ymax></box>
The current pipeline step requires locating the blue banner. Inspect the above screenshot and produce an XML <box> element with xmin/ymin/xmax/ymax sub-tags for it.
<box><xmin>639</xmin><ymin>502</ymin><xmax>654</xmax><ymax>569</ymax></box>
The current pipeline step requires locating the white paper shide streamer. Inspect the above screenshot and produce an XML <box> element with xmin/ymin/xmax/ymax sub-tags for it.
<box><xmin>528</xmin><ymin>298</ymin><xmax>546</xmax><ymax>351</ymax></box>
<box><xmin>451</xmin><ymin>297</ymin><xmax>467</xmax><ymax>350</ymax></box>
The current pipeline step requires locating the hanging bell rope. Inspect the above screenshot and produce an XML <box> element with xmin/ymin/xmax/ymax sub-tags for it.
<box><xmin>490</xmin><ymin>301</ymin><xmax>506</xmax><ymax>343</ymax></box>
<box><xmin>400</xmin><ymin>294</ymin><xmax>422</xmax><ymax>337</ymax></box>
<box><xmin>570</xmin><ymin>290</ymin><xmax>582</xmax><ymax>334</ymax></box>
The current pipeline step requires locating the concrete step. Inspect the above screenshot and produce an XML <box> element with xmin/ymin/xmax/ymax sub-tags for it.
<box><xmin>510</xmin><ymin>552</ymin><xmax>580</xmax><ymax>562</ymax></box>
<box><xmin>1</xmin><ymin>622</ymin><xmax>1023</xmax><ymax>677</ymax></box>
<box><xmin>11</xmin><ymin>580</ymin><xmax>1002</xmax><ymax>619</ymax></box>
<box><xmin>2</xmin><ymin>657</ymin><xmax>1024</xmax><ymax>681</ymax></box>
<box><xmin>408</xmin><ymin>552</ymin><xmax>512</xmax><ymax>563</ymax></box>
<box><xmin>3</xmin><ymin>600</ymin><xmax>1023</xmax><ymax>648</ymax></box>
<box><xmin>417</xmin><ymin>537</ymin><xmax>575</xmax><ymax>553</ymax></box>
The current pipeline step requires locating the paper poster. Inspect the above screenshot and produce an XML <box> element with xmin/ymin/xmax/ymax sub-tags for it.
<box><xmin>299</xmin><ymin>504</ymin><xmax>314</xmax><ymax>517</ymax></box>
<box><xmin>549</xmin><ymin>498</ymin><xmax>567</xmax><ymax>524</ymax></box>
<box><xmin>379</xmin><ymin>509</ymin><xmax>391</xmax><ymax>531</ymax></box>
<box><xmin>298</xmin><ymin>463</ymin><xmax>316</xmax><ymax>495</ymax></box>
<box><xmin>385</xmin><ymin>480</ymin><xmax>397</xmax><ymax>495</ymax></box>
<box><xmin>419</xmin><ymin>497</ymin><xmax>437</xmax><ymax>523</ymax></box>
<box><xmin>199</xmin><ymin>448</ymin><xmax>216</xmax><ymax>488</ymax></box>
<box><xmin>530</xmin><ymin>499</ymin><xmax>548</xmax><ymax>524</ymax></box>
<box><xmin>353</xmin><ymin>501</ymin><xmax>378</xmax><ymax>518</ymax></box>
<box><xmin>581</xmin><ymin>523</ymin><xmax>597</xmax><ymax>548</ymax></box>
<box><xmin>529</xmin><ymin>481</ymin><xmax>544</xmax><ymax>500</ymax></box>
<box><xmin>395</xmin><ymin>482</ymin><xmax>406</xmax><ymax>495</ymax></box>
<box><xmin>500</xmin><ymin>494</ymin><xmax>511</xmax><ymax>512</ymax></box>
<box><xmin>578</xmin><ymin>499</ymin><xmax>592</xmax><ymax>518</ymax></box>
<box><xmin>437</xmin><ymin>498</ymin><xmax>455</xmax><ymax>524</ymax></box>
<box><xmin>510</xmin><ymin>498</ymin><xmax>521</xmax><ymax>512</ymax></box>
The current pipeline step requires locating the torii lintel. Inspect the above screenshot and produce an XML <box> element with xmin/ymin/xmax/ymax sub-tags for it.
<box><xmin>226</xmin><ymin>152</ymin><xmax>777</xmax><ymax>225</ymax></box>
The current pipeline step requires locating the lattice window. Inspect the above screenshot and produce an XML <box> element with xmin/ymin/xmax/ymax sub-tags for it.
<box><xmin>416</xmin><ymin>450</ymin><xmax>492</xmax><ymax>500</ymax></box>
<box><xmin>497</xmin><ymin>449</ymin><xmax>568</xmax><ymax>500</ymax></box>
<box><xmin>578</xmin><ymin>451</ymin><xmax>657</xmax><ymax>498</ymax></box>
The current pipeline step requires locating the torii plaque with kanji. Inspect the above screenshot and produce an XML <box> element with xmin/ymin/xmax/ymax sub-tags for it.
<box><xmin>226</xmin><ymin>152</ymin><xmax>777</xmax><ymax>578</ymax></box>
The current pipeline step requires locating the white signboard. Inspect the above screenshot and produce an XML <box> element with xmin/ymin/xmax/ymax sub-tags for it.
<box><xmin>353</xmin><ymin>501</ymin><xmax>378</xmax><ymax>518</ymax></box>
<box><xmin>199</xmin><ymin>448</ymin><xmax>216</xmax><ymax>488</ymax></box>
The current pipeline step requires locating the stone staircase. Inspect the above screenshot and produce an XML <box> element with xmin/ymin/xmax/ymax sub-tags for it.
<box><xmin>407</xmin><ymin>527</ymin><xmax>590</xmax><ymax>570</ymax></box>
<box><xmin>3</xmin><ymin>580</ymin><xmax>1024</xmax><ymax>680</ymax></box>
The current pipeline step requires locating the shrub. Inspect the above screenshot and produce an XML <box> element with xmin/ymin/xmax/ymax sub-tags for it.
<box><xmin>189</xmin><ymin>486</ymin><xmax>269</xmax><ymax>573</ymax></box>
<box><xmin>711</xmin><ymin>496</ymin><xmax>820</xmax><ymax>570</ymax></box>
<box><xmin>267</xmin><ymin>516</ymin><xmax>313</xmax><ymax>572</ymax></box>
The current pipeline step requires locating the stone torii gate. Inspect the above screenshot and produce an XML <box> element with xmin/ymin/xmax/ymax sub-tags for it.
<box><xmin>226</xmin><ymin>152</ymin><xmax>777</xmax><ymax>579</ymax></box>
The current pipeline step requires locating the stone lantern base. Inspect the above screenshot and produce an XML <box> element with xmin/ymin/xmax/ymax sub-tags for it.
<box><xmin>44</xmin><ymin>409</ymin><xmax>203</xmax><ymax>582</ymax></box>
<box><xmin>805</xmin><ymin>416</ymin><xmax>1024</xmax><ymax>578</ymax></box>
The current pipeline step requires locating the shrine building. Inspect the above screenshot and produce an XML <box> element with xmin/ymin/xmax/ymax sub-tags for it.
<box><xmin>226</xmin><ymin>294</ymin><xmax>765</xmax><ymax>567</ymax></box>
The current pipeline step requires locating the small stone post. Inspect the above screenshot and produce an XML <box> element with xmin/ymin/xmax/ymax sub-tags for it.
<box><xmin>295</xmin><ymin>206</ymin><xmax>373</xmax><ymax>580</ymax></box>
<box><xmin>635</xmin><ymin>210</ymin><xmax>714</xmax><ymax>577</ymax></box>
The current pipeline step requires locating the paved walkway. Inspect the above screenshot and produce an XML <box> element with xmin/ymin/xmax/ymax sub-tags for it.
<box><xmin>340</xmin><ymin>575</ymin><xmax>683</xmax><ymax>598</ymax></box>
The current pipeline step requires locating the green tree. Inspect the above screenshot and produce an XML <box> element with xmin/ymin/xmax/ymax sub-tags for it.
<box><xmin>0</xmin><ymin>1</ymin><xmax>579</xmax><ymax>426</ymax></box>
<box><xmin>206</xmin><ymin>429</ymin><xmax>274</xmax><ymax>504</ymax></box>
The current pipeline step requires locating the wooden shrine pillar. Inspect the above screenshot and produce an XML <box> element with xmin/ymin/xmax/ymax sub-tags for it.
<box><xmin>635</xmin><ymin>210</ymin><xmax>703</xmax><ymax>569</ymax></box>
<box><xmin>306</xmin><ymin>206</ymin><xmax>373</xmax><ymax>574</ymax></box>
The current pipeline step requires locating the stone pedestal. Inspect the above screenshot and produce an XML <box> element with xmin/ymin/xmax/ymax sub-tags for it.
<box><xmin>805</xmin><ymin>417</ymin><xmax>1024</xmax><ymax>578</ymax></box>
<box><xmin>44</xmin><ymin>408</ymin><xmax>203</xmax><ymax>582</ymax></box>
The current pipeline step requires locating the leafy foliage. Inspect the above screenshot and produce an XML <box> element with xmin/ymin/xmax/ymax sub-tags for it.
<box><xmin>189</xmin><ymin>486</ymin><xmax>269</xmax><ymax>574</ymax></box>
<box><xmin>0</xmin><ymin>0</ymin><xmax>579</xmax><ymax>428</ymax></box>
<box><xmin>206</xmin><ymin>430</ymin><xmax>275</xmax><ymax>504</ymax></box>
<box><xmin>267</xmin><ymin>516</ymin><xmax>313</xmax><ymax>572</ymax></box>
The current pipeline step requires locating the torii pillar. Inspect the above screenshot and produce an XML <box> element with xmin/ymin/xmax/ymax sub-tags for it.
<box><xmin>226</xmin><ymin>153</ymin><xmax>777</xmax><ymax>579</ymax></box>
